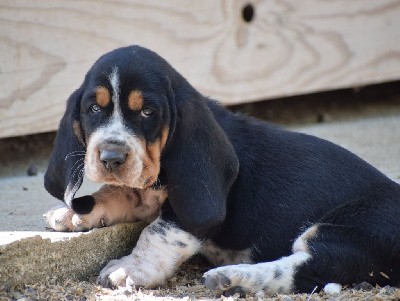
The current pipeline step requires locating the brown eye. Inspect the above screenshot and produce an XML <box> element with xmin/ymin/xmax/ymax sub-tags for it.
<box><xmin>141</xmin><ymin>108</ymin><xmax>154</xmax><ymax>118</ymax></box>
<box><xmin>90</xmin><ymin>104</ymin><xmax>101</xmax><ymax>113</ymax></box>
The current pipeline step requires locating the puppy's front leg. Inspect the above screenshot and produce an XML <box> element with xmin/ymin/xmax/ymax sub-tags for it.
<box><xmin>44</xmin><ymin>185</ymin><xmax>167</xmax><ymax>231</ymax></box>
<box><xmin>98</xmin><ymin>217</ymin><xmax>201</xmax><ymax>288</ymax></box>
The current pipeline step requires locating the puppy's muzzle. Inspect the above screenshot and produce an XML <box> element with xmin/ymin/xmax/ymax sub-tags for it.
<box><xmin>99</xmin><ymin>141</ymin><xmax>128</xmax><ymax>172</ymax></box>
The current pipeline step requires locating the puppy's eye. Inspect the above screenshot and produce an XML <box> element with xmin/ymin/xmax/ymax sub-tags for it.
<box><xmin>141</xmin><ymin>108</ymin><xmax>154</xmax><ymax>118</ymax></box>
<box><xmin>90</xmin><ymin>104</ymin><xmax>101</xmax><ymax>113</ymax></box>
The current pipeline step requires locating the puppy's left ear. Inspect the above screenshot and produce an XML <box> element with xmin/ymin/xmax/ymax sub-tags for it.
<box><xmin>162</xmin><ymin>87</ymin><xmax>239</xmax><ymax>237</ymax></box>
<box><xmin>44</xmin><ymin>87</ymin><xmax>86</xmax><ymax>207</ymax></box>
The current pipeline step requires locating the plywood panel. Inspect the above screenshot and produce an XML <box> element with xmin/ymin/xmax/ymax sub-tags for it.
<box><xmin>1</xmin><ymin>0</ymin><xmax>400</xmax><ymax>138</ymax></box>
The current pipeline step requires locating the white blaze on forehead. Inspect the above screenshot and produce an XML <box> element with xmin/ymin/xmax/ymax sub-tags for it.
<box><xmin>109</xmin><ymin>66</ymin><xmax>124</xmax><ymax>125</ymax></box>
<box><xmin>109</xmin><ymin>66</ymin><xmax>120</xmax><ymax>105</ymax></box>
<box><xmin>106</xmin><ymin>67</ymin><xmax>128</xmax><ymax>138</ymax></box>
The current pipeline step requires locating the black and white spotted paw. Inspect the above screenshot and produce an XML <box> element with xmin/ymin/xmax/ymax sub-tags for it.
<box><xmin>202</xmin><ymin>265</ymin><xmax>260</xmax><ymax>296</ymax></box>
<box><xmin>202</xmin><ymin>262</ymin><xmax>294</xmax><ymax>296</ymax></box>
<box><xmin>201</xmin><ymin>271</ymin><xmax>247</xmax><ymax>297</ymax></box>
<box><xmin>202</xmin><ymin>272</ymin><xmax>232</xmax><ymax>293</ymax></box>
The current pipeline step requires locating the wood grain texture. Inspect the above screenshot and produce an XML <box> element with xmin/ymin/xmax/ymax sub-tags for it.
<box><xmin>1</xmin><ymin>0</ymin><xmax>400</xmax><ymax>138</ymax></box>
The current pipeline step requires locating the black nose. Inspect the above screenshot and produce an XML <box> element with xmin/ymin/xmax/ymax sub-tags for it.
<box><xmin>100</xmin><ymin>150</ymin><xmax>127</xmax><ymax>171</ymax></box>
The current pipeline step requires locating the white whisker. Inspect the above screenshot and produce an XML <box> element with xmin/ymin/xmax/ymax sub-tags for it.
<box><xmin>65</xmin><ymin>150</ymin><xmax>86</xmax><ymax>161</ymax></box>
<box><xmin>64</xmin><ymin>153</ymin><xmax>86</xmax><ymax>161</ymax></box>
<box><xmin>71</xmin><ymin>168</ymin><xmax>85</xmax><ymax>194</ymax></box>
<box><xmin>70</xmin><ymin>162</ymin><xmax>85</xmax><ymax>181</ymax></box>
<box><xmin>68</xmin><ymin>158</ymin><xmax>85</xmax><ymax>177</ymax></box>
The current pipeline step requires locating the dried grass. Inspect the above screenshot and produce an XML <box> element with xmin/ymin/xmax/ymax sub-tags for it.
<box><xmin>2</xmin><ymin>256</ymin><xmax>400</xmax><ymax>301</ymax></box>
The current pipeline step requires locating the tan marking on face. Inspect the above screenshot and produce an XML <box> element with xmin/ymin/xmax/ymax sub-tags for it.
<box><xmin>72</xmin><ymin>120</ymin><xmax>85</xmax><ymax>145</ymax></box>
<box><xmin>140</xmin><ymin>127</ymin><xmax>169</xmax><ymax>187</ymax></box>
<box><xmin>128</xmin><ymin>90</ymin><xmax>143</xmax><ymax>111</ymax></box>
<box><xmin>141</xmin><ymin>139</ymin><xmax>161</xmax><ymax>187</ymax></box>
<box><xmin>95</xmin><ymin>86</ymin><xmax>111</xmax><ymax>107</ymax></box>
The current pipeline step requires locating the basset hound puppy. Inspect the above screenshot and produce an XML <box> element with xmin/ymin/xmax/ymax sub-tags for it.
<box><xmin>44</xmin><ymin>45</ymin><xmax>400</xmax><ymax>296</ymax></box>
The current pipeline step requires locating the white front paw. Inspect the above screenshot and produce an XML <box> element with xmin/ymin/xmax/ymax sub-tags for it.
<box><xmin>98</xmin><ymin>257</ymin><xmax>134</xmax><ymax>288</ymax></box>
<box><xmin>98</xmin><ymin>255</ymin><xmax>164</xmax><ymax>288</ymax></box>
<box><xmin>97</xmin><ymin>218</ymin><xmax>202</xmax><ymax>289</ymax></box>
<box><xmin>43</xmin><ymin>205</ymin><xmax>86</xmax><ymax>231</ymax></box>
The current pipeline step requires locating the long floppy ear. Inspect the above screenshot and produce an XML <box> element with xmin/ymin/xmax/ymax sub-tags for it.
<box><xmin>44</xmin><ymin>87</ymin><xmax>86</xmax><ymax>207</ymax></box>
<box><xmin>162</xmin><ymin>86</ymin><xmax>239</xmax><ymax>237</ymax></box>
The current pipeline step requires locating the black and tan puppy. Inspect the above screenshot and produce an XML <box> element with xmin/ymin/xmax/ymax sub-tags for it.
<box><xmin>44</xmin><ymin>45</ymin><xmax>400</xmax><ymax>296</ymax></box>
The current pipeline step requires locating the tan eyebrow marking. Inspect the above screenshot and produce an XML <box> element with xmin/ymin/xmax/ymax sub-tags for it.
<box><xmin>128</xmin><ymin>90</ymin><xmax>143</xmax><ymax>111</ymax></box>
<box><xmin>95</xmin><ymin>86</ymin><xmax>111</xmax><ymax>107</ymax></box>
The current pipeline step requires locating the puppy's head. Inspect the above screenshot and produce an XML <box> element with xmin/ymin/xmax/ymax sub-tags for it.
<box><xmin>46</xmin><ymin>46</ymin><xmax>239</xmax><ymax>237</ymax></box>
<box><xmin>81</xmin><ymin>52</ymin><xmax>171</xmax><ymax>190</ymax></box>
<box><xmin>45</xmin><ymin>46</ymin><xmax>172</xmax><ymax>207</ymax></box>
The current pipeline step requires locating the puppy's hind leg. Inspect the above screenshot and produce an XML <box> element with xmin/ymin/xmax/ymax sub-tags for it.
<box><xmin>202</xmin><ymin>224</ymin><xmax>388</xmax><ymax>296</ymax></box>
<box><xmin>204</xmin><ymin>185</ymin><xmax>400</xmax><ymax>296</ymax></box>
<box><xmin>202</xmin><ymin>250</ymin><xmax>311</xmax><ymax>296</ymax></box>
